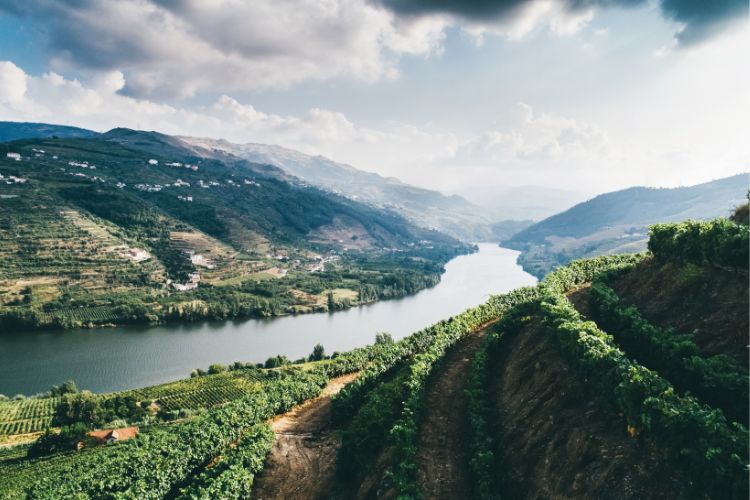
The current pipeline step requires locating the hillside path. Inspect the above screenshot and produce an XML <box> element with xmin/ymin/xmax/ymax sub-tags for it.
<box><xmin>416</xmin><ymin>328</ymin><xmax>487</xmax><ymax>500</ymax></box>
<box><xmin>252</xmin><ymin>372</ymin><xmax>357</xmax><ymax>500</ymax></box>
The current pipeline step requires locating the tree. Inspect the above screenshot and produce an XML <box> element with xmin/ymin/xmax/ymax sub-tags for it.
<box><xmin>51</xmin><ymin>379</ymin><xmax>79</xmax><ymax>397</ymax></box>
<box><xmin>309</xmin><ymin>343</ymin><xmax>325</xmax><ymax>362</ymax></box>
<box><xmin>208</xmin><ymin>363</ymin><xmax>227</xmax><ymax>375</ymax></box>
<box><xmin>28</xmin><ymin>423</ymin><xmax>89</xmax><ymax>458</ymax></box>
<box><xmin>264</xmin><ymin>355</ymin><xmax>290</xmax><ymax>368</ymax></box>
<box><xmin>375</xmin><ymin>332</ymin><xmax>393</xmax><ymax>345</ymax></box>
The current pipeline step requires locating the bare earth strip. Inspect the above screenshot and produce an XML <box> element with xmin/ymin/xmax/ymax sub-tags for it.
<box><xmin>416</xmin><ymin>328</ymin><xmax>487</xmax><ymax>500</ymax></box>
<box><xmin>252</xmin><ymin>372</ymin><xmax>358</xmax><ymax>500</ymax></box>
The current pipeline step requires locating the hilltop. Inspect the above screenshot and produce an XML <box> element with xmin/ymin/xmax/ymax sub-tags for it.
<box><xmin>504</xmin><ymin>173</ymin><xmax>748</xmax><ymax>277</ymax></box>
<box><xmin>0</xmin><ymin>130</ymin><xmax>470</xmax><ymax>330</ymax></box>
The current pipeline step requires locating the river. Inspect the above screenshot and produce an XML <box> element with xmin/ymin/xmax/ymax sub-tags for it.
<box><xmin>0</xmin><ymin>244</ymin><xmax>536</xmax><ymax>395</ymax></box>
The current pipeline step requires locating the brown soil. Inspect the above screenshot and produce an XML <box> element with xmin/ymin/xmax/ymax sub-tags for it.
<box><xmin>252</xmin><ymin>373</ymin><xmax>358</xmax><ymax>500</ymax></box>
<box><xmin>566</xmin><ymin>284</ymin><xmax>593</xmax><ymax>319</ymax></box>
<box><xmin>488</xmin><ymin>317</ymin><xmax>697</xmax><ymax>500</ymax></box>
<box><xmin>415</xmin><ymin>329</ymin><xmax>486</xmax><ymax>500</ymax></box>
<box><xmin>610</xmin><ymin>259</ymin><xmax>748</xmax><ymax>367</ymax></box>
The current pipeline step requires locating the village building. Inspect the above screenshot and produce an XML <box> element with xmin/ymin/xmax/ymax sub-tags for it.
<box><xmin>6</xmin><ymin>152</ymin><xmax>21</xmax><ymax>161</ymax></box>
<box><xmin>88</xmin><ymin>426</ymin><xmax>139</xmax><ymax>445</ymax></box>
<box><xmin>148</xmin><ymin>159</ymin><xmax>158</xmax><ymax>165</ymax></box>
<box><xmin>127</xmin><ymin>248</ymin><xmax>151</xmax><ymax>262</ymax></box>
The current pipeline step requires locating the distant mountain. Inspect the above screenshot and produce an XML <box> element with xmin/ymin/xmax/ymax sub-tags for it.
<box><xmin>180</xmin><ymin>137</ymin><xmax>499</xmax><ymax>241</ymax></box>
<box><xmin>504</xmin><ymin>174</ymin><xmax>749</xmax><ymax>277</ymax></box>
<box><xmin>456</xmin><ymin>185</ymin><xmax>590</xmax><ymax>221</ymax></box>
<box><xmin>0</xmin><ymin>121</ymin><xmax>99</xmax><ymax>142</ymax></box>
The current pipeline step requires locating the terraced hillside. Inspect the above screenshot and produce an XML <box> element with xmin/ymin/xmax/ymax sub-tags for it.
<box><xmin>0</xmin><ymin>132</ymin><xmax>470</xmax><ymax>330</ymax></box>
<box><xmin>0</xmin><ymin>216</ymin><xmax>746</xmax><ymax>499</ymax></box>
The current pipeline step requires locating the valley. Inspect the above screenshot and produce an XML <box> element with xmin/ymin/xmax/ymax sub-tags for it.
<box><xmin>0</xmin><ymin>215</ymin><xmax>745</xmax><ymax>499</ymax></box>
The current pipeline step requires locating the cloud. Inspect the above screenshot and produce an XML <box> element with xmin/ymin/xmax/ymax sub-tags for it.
<box><xmin>660</xmin><ymin>0</ymin><xmax>748</xmax><ymax>45</ymax></box>
<box><xmin>371</xmin><ymin>0</ymin><xmax>748</xmax><ymax>45</ymax></box>
<box><xmin>0</xmin><ymin>61</ymin><xmax>28</xmax><ymax>107</ymax></box>
<box><xmin>0</xmin><ymin>60</ymin><xmax>745</xmax><ymax>194</ymax></box>
<box><xmin>0</xmin><ymin>0</ymin><xmax>449</xmax><ymax>99</ymax></box>
<box><xmin>3</xmin><ymin>0</ymin><xmax>742</xmax><ymax>101</ymax></box>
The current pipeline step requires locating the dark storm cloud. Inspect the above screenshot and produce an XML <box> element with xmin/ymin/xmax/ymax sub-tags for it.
<box><xmin>660</xmin><ymin>0</ymin><xmax>748</xmax><ymax>44</ymax></box>
<box><xmin>372</xmin><ymin>0</ymin><xmax>748</xmax><ymax>44</ymax></box>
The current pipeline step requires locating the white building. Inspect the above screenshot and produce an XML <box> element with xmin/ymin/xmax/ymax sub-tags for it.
<box><xmin>6</xmin><ymin>153</ymin><xmax>21</xmax><ymax>161</ymax></box>
<box><xmin>148</xmin><ymin>159</ymin><xmax>159</xmax><ymax>165</ymax></box>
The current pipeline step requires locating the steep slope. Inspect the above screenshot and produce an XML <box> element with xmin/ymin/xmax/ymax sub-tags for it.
<box><xmin>487</xmin><ymin>315</ymin><xmax>689</xmax><ymax>499</ymax></box>
<box><xmin>0</xmin><ymin>133</ymin><xmax>470</xmax><ymax>329</ymax></box>
<box><xmin>180</xmin><ymin>137</ymin><xmax>501</xmax><ymax>241</ymax></box>
<box><xmin>505</xmin><ymin>174</ymin><xmax>748</xmax><ymax>277</ymax></box>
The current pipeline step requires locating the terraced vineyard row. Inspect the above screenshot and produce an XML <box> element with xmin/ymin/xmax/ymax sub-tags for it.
<box><xmin>464</xmin><ymin>309</ymin><xmax>748</xmax><ymax>498</ymax></box>
<box><xmin>332</xmin><ymin>254</ymin><xmax>643</xmax><ymax>496</ymax></box>
<box><xmin>0</xmin><ymin>398</ymin><xmax>59</xmax><ymax>436</ymax></box>
<box><xmin>127</xmin><ymin>370</ymin><xmax>266</xmax><ymax>411</ymax></box>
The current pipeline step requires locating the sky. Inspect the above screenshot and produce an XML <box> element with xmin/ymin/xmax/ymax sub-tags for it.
<box><xmin>0</xmin><ymin>0</ymin><xmax>747</xmax><ymax>196</ymax></box>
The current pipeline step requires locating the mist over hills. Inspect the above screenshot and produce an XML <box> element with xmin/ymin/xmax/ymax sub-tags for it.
<box><xmin>179</xmin><ymin>137</ymin><xmax>503</xmax><ymax>241</ymax></box>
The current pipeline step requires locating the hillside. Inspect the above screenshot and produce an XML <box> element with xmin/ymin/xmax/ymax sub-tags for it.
<box><xmin>504</xmin><ymin>174</ymin><xmax>748</xmax><ymax>277</ymax></box>
<box><xmin>0</xmin><ymin>122</ymin><xmax>99</xmax><ymax>142</ymax></box>
<box><xmin>0</xmin><ymin>131</ymin><xmax>470</xmax><ymax>330</ymax></box>
<box><xmin>180</xmin><ymin>137</ymin><xmax>507</xmax><ymax>241</ymax></box>
<box><xmin>1</xmin><ymin>217</ymin><xmax>746</xmax><ymax>499</ymax></box>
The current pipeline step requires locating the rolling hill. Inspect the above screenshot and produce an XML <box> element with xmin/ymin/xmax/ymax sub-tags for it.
<box><xmin>0</xmin><ymin>129</ymin><xmax>471</xmax><ymax>329</ymax></box>
<box><xmin>504</xmin><ymin>173</ymin><xmax>748</xmax><ymax>277</ymax></box>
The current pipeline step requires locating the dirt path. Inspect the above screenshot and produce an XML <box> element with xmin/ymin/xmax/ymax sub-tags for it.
<box><xmin>252</xmin><ymin>372</ymin><xmax>358</xmax><ymax>500</ymax></box>
<box><xmin>416</xmin><ymin>328</ymin><xmax>487</xmax><ymax>500</ymax></box>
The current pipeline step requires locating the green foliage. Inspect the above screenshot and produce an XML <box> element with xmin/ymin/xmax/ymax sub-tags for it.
<box><xmin>207</xmin><ymin>364</ymin><xmax>227</xmax><ymax>375</ymax></box>
<box><xmin>309</xmin><ymin>343</ymin><xmax>326</xmax><ymax>362</ymax></box>
<box><xmin>374</xmin><ymin>332</ymin><xmax>393</xmax><ymax>345</ymax></box>
<box><xmin>588</xmin><ymin>280</ymin><xmax>748</xmax><ymax>424</ymax></box>
<box><xmin>55</xmin><ymin>392</ymin><xmax>147</xmax><ymax>427</ymax></box>
<box><xmin>648</xmin><ymin>218</ymin><xmax>749</xmax><ymax>269</ymax></box>
<box><xmin>175</xmin><ymin>424</ymin><xmax>275</xmax><ymax>500</ymax></box>
<box><xmin>264</xmin><ymin>355</ymin><xmax>290</xmax><ymax>369</ymax></box>
<box><xmin>27</xmin><ymin>423</ymin><xmax>89</xmax><ymax>458</ymax></box>
<box><xmin>49</xmin><ymin>380</ymin><xmax>78</xmax><ymax>397</ymax></box>
<box><xmin>539</xmin><ymin>292</ymin><xmax>748</xmax><ymax>499</ymax></box>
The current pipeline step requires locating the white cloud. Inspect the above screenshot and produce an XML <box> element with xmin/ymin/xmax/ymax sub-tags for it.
<box><xmin>0</xmin><ymin>0</ymin><xmax>607</xmax><ymax>99</ymax></box>
<box><xmin>0</xmin><ymin>61</ymin><xmax>28</xmax><ymax>107</ymax></box>
<box><xmin>0</xmin><ymin>61</ymin><xmax>745</xmax><ymax>195</ymax></box>
<box><xmin>2</xmin><ymin>0</ymin><xmax>452</xmax><ymax>99</ymax></box>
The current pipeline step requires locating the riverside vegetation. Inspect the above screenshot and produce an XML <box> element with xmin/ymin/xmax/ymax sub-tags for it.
<box><xmin>1</xmin><ymin>212</ymin><xmax>746</xmax><ymax>499</ymax></box>
<box><xmin>0</xmin><ymin>133</ymin><xmax>471</xmax><ymax>330</ymax></box>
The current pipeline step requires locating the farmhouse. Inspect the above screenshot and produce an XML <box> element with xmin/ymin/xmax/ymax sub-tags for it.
<box><xmin>6</xmin><ymin>152</ymin><xmax>21</xmax><ymax>161</ymax></box>
<box><xmin>88</xmin><ymin>426</ymin><xmax>139</xmax><ymax>444</ymax></box>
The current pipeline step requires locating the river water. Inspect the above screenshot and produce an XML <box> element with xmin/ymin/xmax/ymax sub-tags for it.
<box><xmin>0</xmin><ymin>244</ymin><xmax>536</xmax><ymax>395</ymax></box>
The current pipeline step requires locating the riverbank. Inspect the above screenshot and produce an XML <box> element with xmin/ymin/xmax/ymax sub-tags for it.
<box><xmin>0</xmin><ymin>245</ymin><xmax>536</xmax><ymax>396</ymax></box>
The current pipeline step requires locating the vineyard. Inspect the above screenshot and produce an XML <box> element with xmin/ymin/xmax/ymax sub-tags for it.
<box><xmin>0</xmin><ymin>398</ymin><xmax>59</xmax><ymax>437</ymax></box>
<box><xmin>125</xmin><ymin>369</ymin><xmax>266</xmax><ymax>411</ymax></box>
<box><xmin>0</xmin><ymin>216</ymin><xmax>747</xmax><ymax>499</ymax></box>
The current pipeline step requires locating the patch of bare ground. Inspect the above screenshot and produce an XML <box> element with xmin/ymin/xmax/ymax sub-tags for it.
<box><xmin>610</xmin><ymin>258</ymin><xmax>748</xmax><ymax>367</ymax></box>
<box><xmin>415</xmin><ymin>329</ymin><xmax>486</xmax><ymax>500</ymax></box>
<box><xmin>489</xmin><ymin>317</ymin><xmax>697</xmax><ymax>500</ymax></box>
<box><xmin>252</xmin><ymin>372</ymin><xmax>358</xmax><ymax>500</ymax></box>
